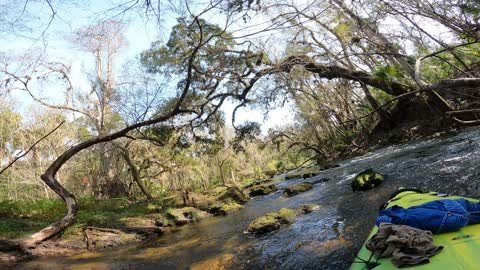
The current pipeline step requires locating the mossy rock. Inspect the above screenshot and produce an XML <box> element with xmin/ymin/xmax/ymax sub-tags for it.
<box><xmin>249</xmin><ymin>183</ymin><xmax>278</xmax><ymax>197</ymax></box>
<box><xmin>154</xmin><ymin>214</ymin><xmax>175</xmax><ymax>227</ymax></box>
<box><xmin>319</xmin><ymin>164</ymin><xmax>340</xmax><ymax>171</ymax></box>
<box><xmin>219</xmin><ymin>187</ymin><xmax>249</xmax><ymax>204</ymax></box>
<box><xmin>209</xmin><ymin>202</ymin><xmax>244</xmax><ymax>216</ymax></box>
<box><xmin>351</xmin><ymin>168</ymin><xmax>384</xmax><ymax>191</ymax></box>
<box><xmin>302</xmin><ymin>172</ymin><xmax>319</xmax><ymax>179</ymax></box>
<box><xmin>244</xmin><ymin>178</ymin><xmax>272</xmax><ymax>189</ymax></box>
<box><xmin>247</xmin><ymin>208</ymin><xmax>297</xmax><ymax>234</ymax></box>
<box><xmin>283</xmin><ymin>182</ymin><xmax>314</xmax><ymax>197</ymax></box>
<box><xmin>166</xmin><ymin>207</ymin><xmax>211</xmax><ymax>226</ymax></box>
<box><xmin>299</xmin><ymin>204</ymin><xmax>321</xmax><ymax>214</ymax></box>
<box><xmin>284</xmin><ymin>174</ymin><xmax>299</xmax><ymax>180</ymax></box>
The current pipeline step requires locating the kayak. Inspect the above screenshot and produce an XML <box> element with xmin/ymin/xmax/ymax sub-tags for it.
<box><xmin>350</xmin><ymin>189</ymin><xmax>480</xmax><ymax>270</ymax></box>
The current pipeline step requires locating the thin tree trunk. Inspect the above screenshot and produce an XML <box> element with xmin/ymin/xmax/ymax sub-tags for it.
<box><xmin>122</xmin><ymin>150</ymin><xmax>153</xmax><ymax>201</ymax></box>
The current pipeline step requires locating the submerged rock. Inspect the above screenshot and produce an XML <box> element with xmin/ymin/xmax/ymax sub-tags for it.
<box><xmin>249</xmin><ymin>183</ymin><xmax>278</xmax><ymax>197</ymax></box>
<box><xmin>351</xmin><ymin>168</ymin><xmax>384</xmax><ymax>191</ymax></box>
<box><xmin>209</xmin><ymin>202</ymin><xmax>244</xmax><ymax>216</ymax></box>
<box><xmin>284</xmin><ymin>182</ymin><xmax>314</xmax><ymax>197</ymax></box>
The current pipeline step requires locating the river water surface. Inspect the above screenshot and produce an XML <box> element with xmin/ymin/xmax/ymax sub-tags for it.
<box><xmin>9</xmin><ymin>127</ymin><xmax>480</xmax><ymax>270</ymax></box>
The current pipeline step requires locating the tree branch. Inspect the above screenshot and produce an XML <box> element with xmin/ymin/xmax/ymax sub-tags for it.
<box><xmin>0</xmin><ymin>120</ymin><xmax>65</xmax><ymax>175</ymax></box>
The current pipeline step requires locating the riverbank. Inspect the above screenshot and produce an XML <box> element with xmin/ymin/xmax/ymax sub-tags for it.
<box><xmin>0</xmin><ymin>185</ymin><xmax>254</xmax><ymax>264</ymax></box>
<box><xmin>4</xmin><ymin>126</ymin><xmax>480</xmax><ymax>269</ymax></box>
<box><xmin>0</xmin><ymin>167</ymin><xmax>319</xmax><ymax>265</ymax></box>
<box><xmin>0</xmin><ymin>123</ymin><xmax>467</xmax><ymax>266</ymax></box>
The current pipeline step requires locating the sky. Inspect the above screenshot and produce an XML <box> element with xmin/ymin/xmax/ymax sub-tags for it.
<box><xmin>0</xmin><ymin>0</ymin><xmax>294</xmax><ymax>134</ymax></box>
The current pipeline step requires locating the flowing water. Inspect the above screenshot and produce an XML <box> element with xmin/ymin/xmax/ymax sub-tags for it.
<box><xmin>7</xmin><ymin>127</ymin><xmax>480</xmax><ymax>270</ymax></box>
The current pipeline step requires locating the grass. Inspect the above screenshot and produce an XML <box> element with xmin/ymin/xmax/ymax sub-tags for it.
<box><xmin>0</xmin><ymin>197</ymin><xmax>165</xmax><ymax>239</ymax></box>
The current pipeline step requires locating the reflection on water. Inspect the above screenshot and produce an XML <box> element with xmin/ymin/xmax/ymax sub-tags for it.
<box><xmin>7</xmin><ymin>127</ymin><xmax>480</xmax><ymax>270</ymax></box>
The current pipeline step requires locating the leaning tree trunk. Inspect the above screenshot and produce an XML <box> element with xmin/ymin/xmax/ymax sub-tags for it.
<box><xmin>17</xmin><ymin>170</ymin><xmax>78</xmax><ymax>247</ymax></box>
<box><xmin>1</xmin><ymin>110</ymin><xmax>180</xmax><ymax>249</ymax></box>
<box><xmin>0</xmin><ymin>34</ymin><xmax>201</xmax><ymax>249</ymax></box>
<box><xmin>122</xmin><ymin>150</ymin><xmax>154</xmax><ymax>201</ymax></box>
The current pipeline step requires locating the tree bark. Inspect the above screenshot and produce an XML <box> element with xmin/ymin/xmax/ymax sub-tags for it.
<box><xmin>6</xmin><ymin>108</ymin><xmax>184</xmax><ymax>247</ymax></box>
<box><xmin>122</xmin><ymin>150</ymin><xmax>154</xmax><ymax>201</ymax></box>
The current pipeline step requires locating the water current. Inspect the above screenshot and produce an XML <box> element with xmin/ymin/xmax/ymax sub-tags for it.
<box><xmin>10</xmin><ymin>127</ymin><xmax>480</xmax><ymax>270</ymax></box>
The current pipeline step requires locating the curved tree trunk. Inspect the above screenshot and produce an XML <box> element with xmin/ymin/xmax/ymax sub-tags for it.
<box><xmin>17</xmin><ymin>171</ymin><xmax>78</xmax><ymax>247</ymax></box>
<box><xmin>0</xmin><ymin>28</ymin><xmax>201</xmax><ymax>249</ymax></box>
<box><xmin>122</xmin><ymin>150</ymin><xmax>154</xmax><ymax>201</ymax></box>
<box><xmin>2</xmin><ymin>109</ymin><xmax>182</xmax><ymax>248</ymax></box>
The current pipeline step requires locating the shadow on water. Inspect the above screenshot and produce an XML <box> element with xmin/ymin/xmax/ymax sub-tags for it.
<box><xmin>7</xmin><ymin>127</ymin><xmax>480</xmax><ymax>270</ymax></box>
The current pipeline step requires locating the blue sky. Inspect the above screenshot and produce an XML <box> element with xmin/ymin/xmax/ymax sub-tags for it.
<box><xmin>1</xmin><ymin>1</ymin><xmax>294</xmax><ymax>133</ymax></box>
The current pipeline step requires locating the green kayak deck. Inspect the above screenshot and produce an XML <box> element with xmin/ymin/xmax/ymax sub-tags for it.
<box><xmin>350</xmin><ymin>190</ymin><xmax>480</xmax><ymax>270</ymax></box>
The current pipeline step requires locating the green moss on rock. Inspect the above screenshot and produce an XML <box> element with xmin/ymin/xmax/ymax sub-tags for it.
<box><xmin>166</xmin><ymin>207</ymin><xmax>211</xmax><ymax>226</ymax></box>
<box><xmin>219</xmin><ymin>187</ymin><xmax>249</xmax><ymax>204</ymax></box>
<box><xmin>302</xmin><ymin>172</ymin><xmax>319</xmax><ymax>179</ymax></box>
<box><xmin>284</xmin><ymin>174</ymin><xmax>299</xmax><ymax>180</ymax></box>
<box><xmin>209</xmin><ymin>202</ymin><xmax>244</xmax><ymax>216</ymax></box>
<box><xmin>247</xmin><ymin>208</ymin><xmax>297</xmax><ymax>234</ymax></box>
<box><xmin>249</xmin><ymin>183</ymin><xmax>278</xmax><ymax>197</ymax></box>
<box><xmin>283</xmin><ymin>182</ymin><xmax>314</xmax><ymax>197</ymax></box>
<box><xmin>244</xmin><ymin>178</ymin><xmax>272</xmax><ymax>189</ymax></box>
<box><xmin>351</xmin><ymin>168</ymin><xmax>384</xmax><ymax>191</ymax></box>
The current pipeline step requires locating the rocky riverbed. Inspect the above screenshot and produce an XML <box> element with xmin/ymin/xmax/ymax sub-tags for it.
<box><xmin>4</xmin><ymin>127</ymin><xmax>480</xmax><ymax>270</ymax></box>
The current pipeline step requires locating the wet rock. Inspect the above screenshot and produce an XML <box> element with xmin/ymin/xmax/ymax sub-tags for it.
<box><xmin>302</xmin><ymin>172</ymin><xmax>319</xmax><ymax>179</ymax></box>
<box><xmin>299</xmin><ymin>204</ymin><xmax>321</xmax><ymax>214</ymax></box>
<box><xmin>320</xmin><ymin>164</ymin><xmax>340</xmax><ymax>171</ymax></box>
<box><xmin>166</xmin><ymin>207</ymin><xmax>211</xmax><ymax>226</ymax></box>
<box><xmin>219</xmin><ymin>187</ymin><xmax>249</xmax><ymax>204</ymax></box>
<box><xmin>247</xmin><ymin>208</ymin><xmax>297</xmax><ymax>234</ymax></box>
<box><xmin>244</xmin><ymin>178</ymin><xmax>272</xmax><ymax>189</ymax></box>
<box><xmin>249</xmin><ymin>183</ymin><xmax>278</xmax><ymax>197</ymax></box>
<box><xmin>351</xmin><ymin>168</ymin><xmax>384</xmax><ymax>191</ymax></box>
<box><xmin>209</xmin><ymin>202</ymin><xmax>244</xmax><ymax>216</ymax></box>
<box><xmin>247</xmin><ymin>204</ymin><xmax>322</xmax><ymax>235</ymax></box>
<box><xmin>284</xmin><ymin>182</ymin><xmax>314</xmax><ymax>197</ymax></box>
<box><xmin>285</xmin><ymin>174</ymin><xmax>299</xmax><ymax>180</ymax></box>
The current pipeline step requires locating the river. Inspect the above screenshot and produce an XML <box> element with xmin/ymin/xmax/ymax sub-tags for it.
<box><xmin>8</xmin><ymin>127</ymin><xmax>480</xmax><ymax>270</ymax></box>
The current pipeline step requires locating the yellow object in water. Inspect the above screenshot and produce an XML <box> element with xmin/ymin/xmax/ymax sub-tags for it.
<box><xmin>350</xmin><ymin>190</ymin><xmax>480</xmax><ymax>270</ymax></box>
